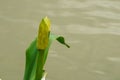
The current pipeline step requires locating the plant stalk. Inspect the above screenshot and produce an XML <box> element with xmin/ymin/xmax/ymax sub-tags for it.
<box><xmin>35</xmin><ymin>50</ymin><xmax>45</xmax><ymax>80</ymax></box>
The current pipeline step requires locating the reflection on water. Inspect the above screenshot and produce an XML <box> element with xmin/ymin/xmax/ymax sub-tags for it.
<box><xmin>0</xmin><ymin>0</ymin><xmax>120</xmax><ymax>80</ymax></box>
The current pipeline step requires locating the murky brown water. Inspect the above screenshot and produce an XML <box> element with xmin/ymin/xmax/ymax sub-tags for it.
<box><xmin>0</xmin><ymin>0</ymin><xmax>120</xmax><ymax>80</ymax></box>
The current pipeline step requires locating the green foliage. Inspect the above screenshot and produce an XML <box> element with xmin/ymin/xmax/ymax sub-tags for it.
<box><xmin>57</xmin><ymin>36</ymin><xmax>70</xmax><ymax>48</ymax></box>
<box><xmin>24</xmin><ymin>17</ymin><xmax>70</xmax><ymax>80</ymax></box>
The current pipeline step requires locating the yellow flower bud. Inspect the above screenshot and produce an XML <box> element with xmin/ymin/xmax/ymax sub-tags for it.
<box><xmin>37</xmin><ymin>17</ymin><xmax>51</xmax><ymax>49</ymax></box>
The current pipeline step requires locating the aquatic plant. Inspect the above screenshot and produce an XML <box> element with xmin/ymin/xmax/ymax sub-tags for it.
<box><xmin>24</xmin><ymin>17</ymin><xmax>70</xmax><ymax>80</ymax></box>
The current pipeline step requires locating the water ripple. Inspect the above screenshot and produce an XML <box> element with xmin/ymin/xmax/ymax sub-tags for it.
<box><xmin>66</xmin><ymin>25</ymin><xmax>120</xmax><ymax>35</ymax></box>
<box><xmin>107</xmin><ymin>57</ymin><xmax>120</xmax><ymax>62</ymax></box>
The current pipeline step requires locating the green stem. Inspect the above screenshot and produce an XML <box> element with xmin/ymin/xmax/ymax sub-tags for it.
<box><xmin>35</xmin><ymin>50</ymin><xmax>44</xmax><ymax>80</ymax></box>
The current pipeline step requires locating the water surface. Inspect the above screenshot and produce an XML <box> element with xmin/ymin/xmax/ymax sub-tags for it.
<box><xmin>0</xmin><ymin>0</ymin><xmax>120</xmax><ymax>80</ymax></box>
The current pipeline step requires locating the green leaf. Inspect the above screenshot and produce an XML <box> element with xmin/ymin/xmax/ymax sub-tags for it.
<box><xmin>24</xmin><ymin>39</ymin><xmax>37</xmax><ymax>80</ymax></box>
<box><xmin>24</xmin><ymin>34</ymin><xmax>70</xmax><ymax>80</ymax></box>
<box><xmin>57</xmin><ymin>36</ymin><xmax>70</xmax><ymax>48</ymax></box>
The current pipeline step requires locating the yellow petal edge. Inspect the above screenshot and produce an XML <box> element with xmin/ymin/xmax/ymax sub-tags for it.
<box><xmin>37</xmin><ymin>17</ymin><xmax>51</xmax><ymax>49</ymax></box>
